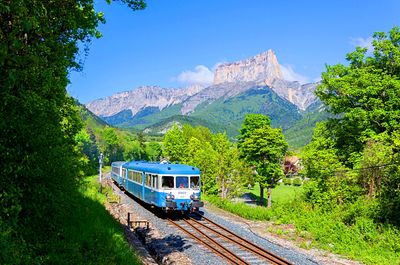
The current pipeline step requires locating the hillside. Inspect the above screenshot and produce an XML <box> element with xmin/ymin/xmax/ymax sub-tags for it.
<box><xmin>283</xmin><ymin>101</ymin><xmax>329</xmax><ymax>149</ymax></box>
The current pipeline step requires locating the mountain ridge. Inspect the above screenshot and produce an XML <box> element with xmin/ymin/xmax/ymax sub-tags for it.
<box><xmin>86</xmin><ymin>49</ymin><xmax>318</xmax><ymax>118</ymax></box>
<box><xmin>85</xmin><ymin>49</ymin><xmax>323</xmax><ymax>147</ymax></box>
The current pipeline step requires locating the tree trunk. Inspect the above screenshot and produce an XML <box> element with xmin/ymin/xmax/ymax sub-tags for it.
<box><xmin>267</xmin><ymin>186</ymin><xmax>272</xmax><ymax>208</ymax></box>
<box><xmin>259</xmin><ymin>185</ymin><xmax>264</xmax><ymax>206</ymax></box>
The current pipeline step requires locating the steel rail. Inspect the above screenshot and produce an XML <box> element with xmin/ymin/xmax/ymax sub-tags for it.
<box><xmin>168</xmin><ymin>218</ymin><xmax>249</xmax><ymax>265</ymax></box>
<box><xmin>192</xmin><ymin>214</ymin><xmax>293</xmax><ymax>265</ymax></box>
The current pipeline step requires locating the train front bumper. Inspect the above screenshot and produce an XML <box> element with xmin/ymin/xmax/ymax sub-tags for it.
<box><xmin>191</xmin><ymin>200</ymin><xmax>204</xmax><ymax>208</ymax></box>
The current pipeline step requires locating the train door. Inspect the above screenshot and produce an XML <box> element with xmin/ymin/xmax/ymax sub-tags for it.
<box><xmin>151</xmin><ymin>174</ymin><xmax>158</xmax><ymax>204</ymax></box>
<box><xmin>122</xmin><ymin>168</ymin><xmax>127</xmax><ymax>189</ymax></box>
<box><xmin>141</xmin><ymin>172</ymin><xmax>145</xmax><ymax>200</ymax></box>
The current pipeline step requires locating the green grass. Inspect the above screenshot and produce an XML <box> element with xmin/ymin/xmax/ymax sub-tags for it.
<box><xmin>204</xmin><ymin>186</ymin><xmax>400</xmax><ymax>265</ymax></box>
<box><xmin>248</xmin><ymin>183</ymin><xmax>304</xmax><ymax>204</ymax></box>
<box><xmin>45</xmin><ymin>175</ymin><xmax>142</xmax><ymax>265</ymax></box>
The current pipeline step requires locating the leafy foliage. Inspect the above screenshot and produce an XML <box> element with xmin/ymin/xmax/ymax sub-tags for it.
<box><xmin>238</xmin><ymin>114</ymin><xmax>288</xmax><ymax>207</ymax></box>
<box><xmin>303</xmin><ymin>26</ymin><xmax>400</xmax><ymax>225</ymax></box>
<box><xmin>0</xmin><ymin>0</ymin><xmax>145</xmax><ymax>263</ymax></box>
<box><xmin>162</xmin><ymin>124</ymin><xmax>252</xmax><ymax>197</ymax></box>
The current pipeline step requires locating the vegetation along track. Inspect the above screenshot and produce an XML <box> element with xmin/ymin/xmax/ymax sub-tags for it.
<box><xmin>167</xmin><ymin>213</ymin><xmax>293</xmax><ymax>265</ymax></box>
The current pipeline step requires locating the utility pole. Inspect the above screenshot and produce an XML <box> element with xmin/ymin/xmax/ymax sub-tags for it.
<box><xmin>99</xmin><ymin>152</ymin><xmax>104</xmax><ymax>193</ymax></box>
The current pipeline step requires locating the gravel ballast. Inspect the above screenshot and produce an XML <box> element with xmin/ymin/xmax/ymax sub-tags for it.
<box><xmin>108</xmin><ymin>178</ymin><xmax>322</xmax><ymax>265</ymax></box>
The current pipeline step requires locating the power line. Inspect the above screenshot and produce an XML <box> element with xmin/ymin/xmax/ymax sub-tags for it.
<box><xmin>334</xmin><ymin>162</ymin><xmax>397</xmax><ymax>173</ymax></box>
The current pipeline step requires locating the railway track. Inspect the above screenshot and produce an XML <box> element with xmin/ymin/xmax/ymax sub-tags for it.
<box><xmin>167</xmin><ymin>213</ymin><xmax>293</xmax><ymax>265</ymax></box>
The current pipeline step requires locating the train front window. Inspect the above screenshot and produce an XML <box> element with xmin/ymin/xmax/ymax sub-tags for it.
<box><xmin>162</xmin><ymin>176</ymin><xmax>174</xmax><ymax>189</ymax></box>
<box><xmin>190</xmin><ymin>176</ymin><xmax>200</xmax><ymax>189</ymax></box>
<box><xmin>176</xmin><ymin>176</ymin><xmax>189</xmax><ymax>188</ymax></box>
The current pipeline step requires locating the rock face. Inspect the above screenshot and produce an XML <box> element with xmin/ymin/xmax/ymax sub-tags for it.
<box><xmin>86</xmin><ymin>84</ymin><xmax>204</xmax><ymax>117</ymax></box>
<box><xmin>180</xmin><ymin>49</ymin><xmax>317</xmax><ymax>113</ymax></box>
<box><xmin>269</xmin><ymin>79</ymin><xmax>318</xmax><ymax>111</ymax></box>
<box><xmin>213</xmin><ymin>49</ymin><xmax>283</xmax><ymax>86</ymax></box>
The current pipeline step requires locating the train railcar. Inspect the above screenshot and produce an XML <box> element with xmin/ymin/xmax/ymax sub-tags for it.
<box><xmin>117</xmin><ymin>160</ymin><xmax>204</xmax><ymax>213</ymax></box>
<box><xmin>111</xmin><ymin>161</ymin><xmax>126</xmax><ymax>187</ymax></box>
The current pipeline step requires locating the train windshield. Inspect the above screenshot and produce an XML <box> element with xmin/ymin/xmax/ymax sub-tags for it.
<box><xmin>162</xmin><ymin>176</ymin><xmax>174</xmax><ymax>189</ymax></box>
<box><xmin>176</xmin><ymin>176</ymin><xmax>189</xmax><ymax>188</ymax></box>
<box><xmin>190</xmin><ymin>176</ymin><xmax>200</xmax><ymax>189</ymax></box>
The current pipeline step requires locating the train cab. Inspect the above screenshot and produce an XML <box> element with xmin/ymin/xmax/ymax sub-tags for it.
<box><xmin>120</xmin><ymin>161</ymin><xmax>204</xmax><ymax>213</ymax></box>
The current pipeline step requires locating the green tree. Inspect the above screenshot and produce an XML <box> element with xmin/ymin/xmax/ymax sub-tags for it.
<box><xmin>75</xmin><ymin>128</ymin><xmax>100</xmax><ymax>175</ymax></box>
<box><xmin>101</xmin><ymin>126</ymin><xmax>124</xmax><ymax>163</ymax></box>
<box><xmin>123</xmin><ymin>140</ymin><xmax>146</xmax><ymax>161</ymax></box>
<box><xmin>305</xmin><ymin>26</ymin><xmax>400</xmax><ymax>223</ymax></box>
<box><xmin>212</xmin><ymin>133</ymin><xmax>251</xmax><ymax>198</ymax></box>
<box><xmin>238</xmin><ymin>114</ymin><xmax>288</xmax><ymax>207</ymax></box>
<box><xmin>316</xmin><ymin>27</ymin><xmax>400</xmax><ymax>162</ymax></box>
<box><xmin>145</xmin><ymin>142</ymin><xmax>162</xmax><ymax>161</ymax></box>
<box><xmin>184</xmin><ymin>137</ymin><xmax>219</xmax><ymax>195</ymax></box>
<box><xmin>163</xmin><ymin>124</ymin><xmax>186</xmax><ymax>162</ymax></box>
<box><xmin>0</xmin><ymin>0</ymin><xmax>145</xmax><ymax>262</ymax></box>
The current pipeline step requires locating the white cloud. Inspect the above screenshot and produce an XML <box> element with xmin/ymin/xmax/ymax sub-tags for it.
<box><xmin>350</xmin><ymin>37</ymin><xmax>374</xmax><ymax>52</ymax></box>
<box><xmin>280</xmin><ymin>64</ymin><xmax>310</xmax><ymax>84</ymax></box>
<box><xmin>175</xmin><ymin>65</ymin><xmax>214</xmax><ymax>86</ymax></box>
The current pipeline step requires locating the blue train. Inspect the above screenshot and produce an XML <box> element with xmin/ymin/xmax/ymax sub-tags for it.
<box><xmin>111</xmin><ymin>161</ymin><xmax>204</xmax><ymax>213</ymax></box>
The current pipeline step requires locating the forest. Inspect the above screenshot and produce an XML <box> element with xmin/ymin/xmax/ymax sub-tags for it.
<box><xmin>1</xmin><ymin>0</ymin><xmax>400</xmax><ymax>264</ymax></box>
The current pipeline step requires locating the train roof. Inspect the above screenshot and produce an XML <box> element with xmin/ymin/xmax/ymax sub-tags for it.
<box><xmin>123</xmin><ymin>160</ymin><xmax>200</xmax><ymax>175</ymax></box>
<box><xmin>111</xmin><ymin>161</ymin><xmax>126</xmax><ymax>167</ymax></box>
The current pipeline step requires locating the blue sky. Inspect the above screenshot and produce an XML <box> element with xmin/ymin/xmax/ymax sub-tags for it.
<box><xmin>68</xmin><ymin>0</ymin><xmax>400</xmax><ymax>103</ymax></box>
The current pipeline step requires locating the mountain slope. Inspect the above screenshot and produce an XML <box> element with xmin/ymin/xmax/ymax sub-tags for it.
<box><xmin>140</xmin><ymin>86</ymin><xmax>303</xmax><ymax>139</ymax></box>
<box><xmin>283</xmin><ymin>100</ymin><xmax>329</xmax><ymax>149</ymax></box>
<box><xmin>191</xmin><ymin>86</ymin><xmax>302</xmax><ymax>135</ymax></box>
<box><xmin>143</xmin><ymin>115</ymin><xmax>229</xmax><ymax>135</ymax></box>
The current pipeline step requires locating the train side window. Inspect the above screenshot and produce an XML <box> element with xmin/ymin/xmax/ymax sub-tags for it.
<box><xmin>162</xmin><ymin>176</ymin><xmax>174</xmax><ymax>188</ymax></box>
<box><xmin>190</xmin><ymin>176</ymin><xmax>200</xmax><ymax>189</ymax></box>
<box><xmin>135</xmin><ymin>172</ymin><xmax>140</xmax><ymax>183</ymax></box>
<box><xmin>146</xmin><ymin>174</ymin><xmax>151</xmax><ymax>187</ymax></box>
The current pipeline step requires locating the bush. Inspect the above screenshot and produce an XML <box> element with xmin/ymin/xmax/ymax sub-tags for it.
<box><xmin>283</xmin><ymin>178</ymin><xmax>292</xmax><ymax>185</ymax></box>
<box><xmin>293</xmin><ymin>178</ymin><xmax>303</xmax><ymax>186</ymax></box>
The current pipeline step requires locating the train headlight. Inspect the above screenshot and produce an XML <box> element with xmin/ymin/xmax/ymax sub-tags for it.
<box><xmin>190</xmin><ymin>194</ymin><xmax>199</xmax><ymax>200</ymax></box>
<box><xmin>166</xmin><ymin>194</ymin><xmax>175</xmax><ymax>201</ymax></box>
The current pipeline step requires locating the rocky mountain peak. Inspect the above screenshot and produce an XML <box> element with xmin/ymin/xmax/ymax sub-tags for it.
<box><xmin>86</xmin><ymin>84</ymin><xmax>204</xmax><ymax>118</ymax></box>
<box><xmin>213</xmin><ymin>49</ymin><xmax>283</xmax><ymax>86</ymax></box>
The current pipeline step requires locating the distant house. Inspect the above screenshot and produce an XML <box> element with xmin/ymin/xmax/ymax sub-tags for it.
<box><xmin>284</xmin><ymin>156</ymin><xmax>302</xmax><ymax>176</ymax></box>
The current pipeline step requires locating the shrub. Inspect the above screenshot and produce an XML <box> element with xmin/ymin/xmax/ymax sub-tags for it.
<box><xmin>293</xmin><ymin>178</ymin><xmax>303</xmax><ymax>186</ymax></box>
<box><xmin>283</xmin><ymin>178</ymin><xmax>292</xmax><ymax>185</ymax></box>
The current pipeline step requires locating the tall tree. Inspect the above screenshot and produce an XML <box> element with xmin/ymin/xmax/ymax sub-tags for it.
<box><xmin>0</xmin><ymin>0</ymin><xmax>145</xmax><ymax>262</ymax></box>
<box><xmin>238</xmin><ymin>114</ymin><xmax>287</xmax><ymax>207</ymax></box>
<box><xmin>316</xmin><ymin>26</ymin><xmax>400</xmax><ymax>162</ymax></box>
<box><xmin>163</xmin><ymin>124</ymin><xmax>186</xmax><ymax>162</ymax></box>
<box><xmin>305</xmin><ymin>26</ymin><xmax>400</xmax><ymax>223</ymax></box>
<box><xmin>212</xmin><ymin>133</ymin><xmax>251</xmax><ymax>198</ymax></box>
